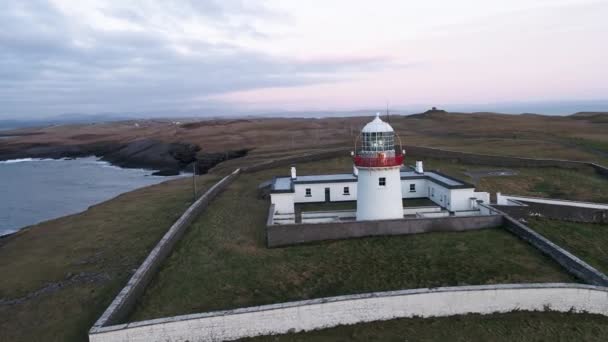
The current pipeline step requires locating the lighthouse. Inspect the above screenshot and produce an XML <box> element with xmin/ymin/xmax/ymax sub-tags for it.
<box><xmin>354</xmin><ymin>113</ymin><xmax>404</xmax><ymax>221</ymax></box>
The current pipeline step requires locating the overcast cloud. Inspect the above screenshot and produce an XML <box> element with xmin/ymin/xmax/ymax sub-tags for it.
<box><xmin>1</xmin><ymin>0</ymin><xmax>607</xmax><ymax>118</ymax></box>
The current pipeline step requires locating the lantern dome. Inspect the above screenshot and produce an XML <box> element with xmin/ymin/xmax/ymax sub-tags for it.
<box><xmin>361</xmin><ymin>113</ymin><xmax>394</xmax><ymax>133</ymax></box>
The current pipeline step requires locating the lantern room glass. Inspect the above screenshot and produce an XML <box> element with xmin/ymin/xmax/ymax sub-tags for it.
<box><xmin>360</xmin><ymin>131</ymin><xmax>395</xmax><ymax>153</ymax></box>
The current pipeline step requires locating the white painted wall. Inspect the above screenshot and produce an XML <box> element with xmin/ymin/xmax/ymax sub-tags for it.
<box><xmin>449</xmin><ymin>189</ymin><xmax>477</xmax><ymax>211</ymax></box>
<box><xmin>497</xmin><ymin>193</ymin><xmax>608</xmax><ymax>209</ymax></box>
<box><xmin>427</xmin><ymin>182</ymin><xmax>452</xmax><ymax>210</ymax></box>
<box><xmin>89</xmin><ymin>284</ymin><xmax>608</xmax><ymax>342</ymax></box>
<box><xmin>270</xmin><ymin>193</ymin><xmax>295</xmax><ymax>214</ymax></box>
<box><xmin>401</xmin><ymin>179</ymin><xmax>428</xmax><ymax>199</ymax></box>
<box><xmin>356</xmin><ymin>167</ymin><xmax>403</xmax><ymax>220</ymax></box>
<box><xmin>272</xmin><ymin>177</ymin><xmax>490</xmax><ymax>215</ymax></box>
<box><xmin>294</xmin><ymin>182</ymin><xmax>357</xmax><ymax>203</ymax></box>
<box><xmin>403</xmin><ymin>207</ymin><xmax>441</xmax><ymax>215</ymax></box>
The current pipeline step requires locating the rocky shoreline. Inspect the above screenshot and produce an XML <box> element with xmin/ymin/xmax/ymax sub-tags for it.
<box><xmin>0</xmin><ymin>138</ymin><xmax>248</xmax><ymax>175</ymax></box>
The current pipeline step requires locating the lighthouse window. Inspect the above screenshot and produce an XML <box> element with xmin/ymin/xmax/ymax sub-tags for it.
<box><xmin>343</xmin><ymin>186</ymin><xmax>350</xmax><ymax>195</ymax></box>
<box><xmin>379</xmin><ymin>177</ymin><xmax>386</xmax><ymax>186</ymax></box>
<box><xmin>361</xmin><ymin>132</ymin><xmax>394</xmax><ymax>152</ymax></box>
<box><xmin>409</xmin><ymin>184</ymin><xmax>416</xmax><ymax>192</ymax></box>
<box><xmin>305</xmin><ymin>188</ymin><xmax>312</xmax><ymax>197</ymax></box>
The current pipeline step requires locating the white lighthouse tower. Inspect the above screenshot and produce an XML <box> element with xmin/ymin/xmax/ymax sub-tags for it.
<box><xmin>354</xmin><ymin>113</ymin><xmax>404</xmax><ymax>221</ymax></box>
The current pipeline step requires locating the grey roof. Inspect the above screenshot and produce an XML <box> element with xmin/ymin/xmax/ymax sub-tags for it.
<box><xmin>424</xmin><ymin>172</ymin><xmax>463</xmax><ymax>187</ymax></box>
<box><xmin>295</xmin><ymin>173</ymin><xmax>357</xmax><ymax>183</ymax></box>
<box><xmin>272</xmin><ymin>177</ymin><xmax>294</xmax><ymax>192</ymax></box>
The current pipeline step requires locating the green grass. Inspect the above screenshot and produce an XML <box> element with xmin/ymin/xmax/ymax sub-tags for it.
<box><xmin>129</xmin><ymin>159</ymin><xmax>575</xmax><ymax>322</ymax></box>
<box><xmin>526</xmin><ymin>218</ymin><xmax>608</xmax><ymax>274</ymax></box>
<box><xmin>243</xmin><ymin>311</ymin><xmax>608</xmax><ymax>342</ymax></box>
<box><xmin>0</xmin><ymin>174</ymin><xmax>220</xmax><ymax>342</ymax></box>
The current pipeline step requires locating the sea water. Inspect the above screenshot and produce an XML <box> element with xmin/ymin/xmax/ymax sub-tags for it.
<box><xmin>0</xmin><ymin>157</ymin><xmax>183</xmax><ymax>236</ymax></box>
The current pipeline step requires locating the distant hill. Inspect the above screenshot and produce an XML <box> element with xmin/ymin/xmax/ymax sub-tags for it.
<box><xmin>570</xmin><ymin>112</ymin><xmax>608</xmax><ymax>123</ymax></box>
<box><xmin>406</xmin><ymin>107</ymin><xmax>449</xmax><ymax>119</ymax></box>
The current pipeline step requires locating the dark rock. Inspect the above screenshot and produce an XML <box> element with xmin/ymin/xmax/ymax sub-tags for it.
<box><xmin>194</xmin><ymin>149</ymin><xmax>249</xmax><ymax>174</ymax></box>
<box><xmin>0</xmin><ymin>138</ymin><xmax>248</xmax><ymax>176</ymax></box>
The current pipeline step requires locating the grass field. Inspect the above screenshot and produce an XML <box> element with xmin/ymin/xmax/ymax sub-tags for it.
<box><xmin>243</xmin><ymin>311</ymin><xmax>608</xmax><ymax>342</ymax></box>
<box><xmin>0</xmin><ymin>174</ymin><xmax>219</xmax><ymax>342</ymax></box>
<box><xmin>526</xmin><ymin>218</ymin><xmax>608</xmax><ymax>275</ymax></box>
<box><xmin>129</xmin><ymin>159</ymin><xmax>576</xmax><ymax>322</ymax></box>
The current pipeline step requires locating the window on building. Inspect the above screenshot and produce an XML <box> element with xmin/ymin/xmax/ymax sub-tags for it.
<box><xmin>379</xmin><ymin>177</ymin><xmax>386</xmax><ymax>186</ymax></box>
<box><xmin>343</xmin><ymin>186</ymin><xmax>350</xmax><ymax>195</ymax></box>
<box><xmin>409</xmin><ymin>184</ymin><xmax>416</xmax><ymax>192</ymax></box>
<box><xmin>305</xmin><ymin>188</ymin><xmax>311</xmax><ymax>197</ymax></box>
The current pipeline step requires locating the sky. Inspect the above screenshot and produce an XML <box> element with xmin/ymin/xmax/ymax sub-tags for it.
<box><xmin>1</xmin><ymin>0</ymin><xmax>607</xmax><ymax>119</ymax></box>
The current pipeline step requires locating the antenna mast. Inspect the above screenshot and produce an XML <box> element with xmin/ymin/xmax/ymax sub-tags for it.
<box><xmin>386</xmin><ymin>101</ymin><xmax>390</xmax><ymax>123</ymax></box>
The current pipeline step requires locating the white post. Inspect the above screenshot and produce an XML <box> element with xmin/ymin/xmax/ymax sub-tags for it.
<box><xmin>290</xmin><ymin>166</ymin><xmax>297</xmax><ymax>180</ymax></box>
<box><xmin>415</xmin><ymin>161</ymin><xmax>424</xmax><ymax>174</ymax></box>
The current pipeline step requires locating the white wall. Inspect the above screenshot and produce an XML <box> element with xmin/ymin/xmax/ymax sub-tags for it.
<box><xmin>497</xmin><ymin>193</ymin><xmax>608</xmax><ymax>209</ymax></box>
<box><xmin>472</xmin><ymin>192</ymin><xmax>490</xmax><ymax>205</ymax></box>
<box><xmin>426</xmin><ymin>182</ymin><xmax>452</xmax><ymax>210</ymax></box>
<box><xmin>270</xmin><ymin>193</ymin><xmax>295</xmax><ymax>214</ymax></box>
<box><xmin>357</xmin><ymin>168</ymin><xmax>403</xmax><ymax>220</ymax></box>
<box><xmin>401</xmin><ymin>179</ymin><xmax>428</xmax><ymax>199</ymax></box>
<box><xmin>449</xmin><ymin>189</ymin><xmax>478</xmax><ymax>211</ymax></box>
<box><xmin>89</xmin><ymin>284</ymin><xmax>608</xmax><ymax>342</ymax></box>
<box><xmin>294</xmin><ymin>182</ymin><xmax>357</xmax><ymax>203</ymax></box>
<box><xmin>278</xmin><ymin>178</ymin><xmax>489</xmax><ymax>214</ymax></box>
<box><xmin>403</xmin><ymin>207</ymin><xmax>441</xmax><ymax>215</ymax></box>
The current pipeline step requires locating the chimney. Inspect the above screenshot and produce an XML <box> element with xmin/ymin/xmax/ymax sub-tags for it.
<box><xmin>290</xmin><ymin>166</ymin><xmax>297</xmax><ymax>180</ymax></box>
<box><xmin>415</xmin><ymin>161</ymin><xmax>424</xmax><ymax>174</ymax></box>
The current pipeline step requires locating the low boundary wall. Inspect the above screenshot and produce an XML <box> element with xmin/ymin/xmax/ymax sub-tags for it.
<box><xmin>91</xmin><ymin>168</ymin><xmax>241</xmax><ymax>329</ymax></box>
<box><xmin>487</xmin><ymin>205</ymin><xmax>608</xmax><ymax>287</ymax></box>
<box><xmin>242</xmin><ymin>145</ymin><xmax>608</xmax><ymax>179</ymax></box>
<box><xmin>267</xmin><ymin>214</ymin><xmax>503</xmax><ymax>247</ymax></box>
<box><xmin>242</xmin><ymin>148</ymin><xmax>349</xmax><ymax>173</ymax></box>
<box><xmin>89</xmin><ymin>283</ymin><xmax>608</xmax><ymax>342</ymax></box>
<box><xmin>495</xmin><ymin>193</ymin><xmax>608</xmax><ymax>223</ymax></box>
<box><xmin>404</xmin><ymin>146</ymin><xmax>590</xmax><ymax>169</ymax></box>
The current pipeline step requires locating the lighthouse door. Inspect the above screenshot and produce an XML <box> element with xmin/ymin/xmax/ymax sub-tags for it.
<box><xmin>324</xmin><ymin>187</ymin><xmax>330</xmax><ymax>202</ymax></box>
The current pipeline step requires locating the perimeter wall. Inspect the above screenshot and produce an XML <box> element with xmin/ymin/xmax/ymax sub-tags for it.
<box><xmin>89</xmin><ymin>284</ymin><xmax>608</xmax><ymax>342</ymax></box>
<box><xmin>91</xmin><ymin>169</ymin><xmax>241</xmax><ymax>329</ymax></box>
<box><xmin>267</xmin><ymin>214</ymin><xmax>503</xmax><ymax>247</ymax></box>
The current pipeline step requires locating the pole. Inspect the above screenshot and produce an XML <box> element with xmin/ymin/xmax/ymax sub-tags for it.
<box><xmin>192</xmin><ymin>162</ymin><xmax>197</xmax><ymax>201</ymax></box>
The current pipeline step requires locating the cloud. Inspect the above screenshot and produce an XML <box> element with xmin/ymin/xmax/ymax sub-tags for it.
<box><xmin>0</xmin><ymin>0</ymin><xmax>392</xmax><ymax>118</ymax></box>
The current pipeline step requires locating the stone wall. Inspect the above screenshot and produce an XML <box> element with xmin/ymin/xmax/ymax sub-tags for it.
<box><xmin>242</xmin><ymin>145</ymin><xmax>608</xmax><ymax>179</ymax></box>
<box><xmin>495</xmin><ymin>202</ymin><xmax>608</xmax><ymax>223</ymax></box>
<box><xmin>89</xmin><ymin>283</ymin><xmax>608</xmax><ymax>342</ymax></box>
<box><xmin>494</xmin><ymin>208</ymin><xmax>608</xmax><ymax>286</ymax></box>
<box><xmin>266</xmin><ymin>215</ymin><xmax>503</xmax><ymax>248</ymax></box>
<box><xmin>91</xmin><ymin>169</ymin><xmax>241</xmax><ymax>329</ymax></box>
<box><xmin>495</xmin><ymin>194</ymin><xmax>608</xmax><ymax>223</ymax></box>
<box><xmin>242</xmin><ymin>148</ymin><xmax>350</xmax><ymax>173</ymax></box>
<box><xmin>403</xmin><ymin>146</ymin><xmax>590</xmax><ymax>169</ymax></box>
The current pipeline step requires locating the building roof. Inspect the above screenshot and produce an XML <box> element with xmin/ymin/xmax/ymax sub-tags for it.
<box><xmin>361</xmin><ymin>113</ymin><xmax>394</xmax><ymax>133</ymax></box>
<box><xmin>270</xmin><ymin>169</ymin><xmax>475</xmax><ymax>193</ymax></box>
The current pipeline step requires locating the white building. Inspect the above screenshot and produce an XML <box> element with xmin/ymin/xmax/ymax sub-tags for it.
<box><xmin>269</xmin><ymin>114</ymin><xmax>490</xmax><ymax>221</ymax></box>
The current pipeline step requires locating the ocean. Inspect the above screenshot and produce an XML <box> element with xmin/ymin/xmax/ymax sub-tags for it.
<box><xmin>0</xmin><ymin>157</ymin><xmax>184</xmax><ymax>236</ymax></box>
